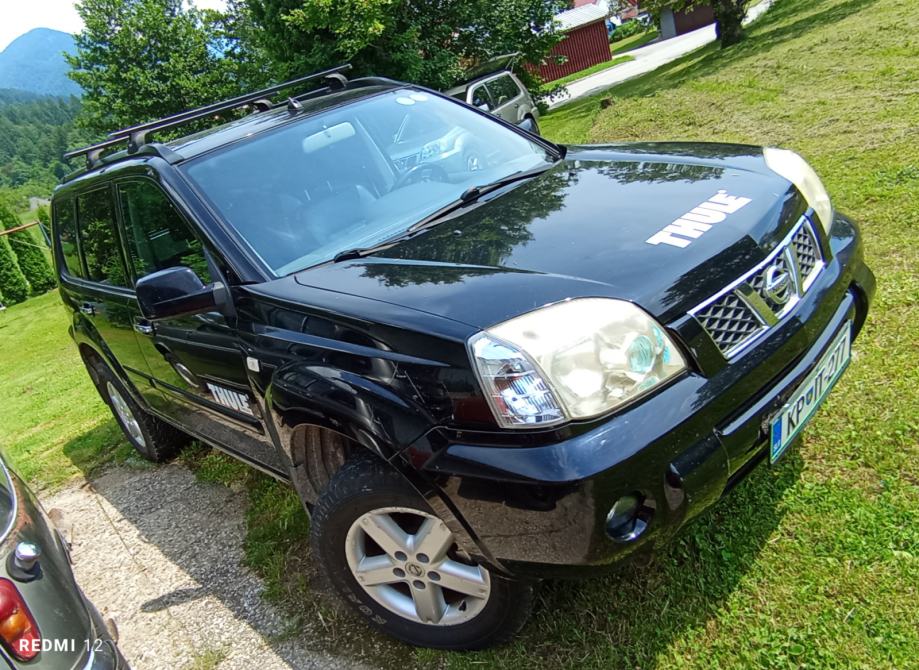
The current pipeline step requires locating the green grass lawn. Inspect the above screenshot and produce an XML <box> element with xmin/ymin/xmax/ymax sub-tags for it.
<box><xmin>610</xmin><ymin>29</ymin><xmax>660</xmax><ymax>55</ymax></box>
<box><xmin>0</xmin><ymin>291</ymin><xmax>133</xmax><ymax>489</ymax></box>
<box><xmin>541</xmin><ymin>54</ymin><xmax>635</xmax><ymax>92</ymax></box>
<box><xmin>0</xmin><ymin>0</ymin><xmax>916</xmax><ymax>666</ymax></box>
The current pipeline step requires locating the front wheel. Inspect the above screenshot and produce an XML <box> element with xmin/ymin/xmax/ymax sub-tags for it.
<box><xmin>310</xmin><ymin>454</ymin><xmax>533</xmax><ymax>649</ymax></box>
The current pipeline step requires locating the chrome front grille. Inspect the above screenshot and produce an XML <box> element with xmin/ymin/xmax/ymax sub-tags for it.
<box><xmin>791</xmin><ymin>223</ymin><xmax>820</xmax><ymax>285</ymax></box>
<box><xmin>694</xmin><ymin>293</ymin><xmax>764</xmax><ymax>353</ymax></box>
<box><xmin>690</xmin><ymin>216</ymin><xmax>825</xmax><ymax>358</ymax></box>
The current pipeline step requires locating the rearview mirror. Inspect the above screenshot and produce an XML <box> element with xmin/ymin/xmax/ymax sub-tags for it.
<box><xmin>135</xmin><ymin>266</ymin><xmax>221</xmax><ymax>320</ymax></box>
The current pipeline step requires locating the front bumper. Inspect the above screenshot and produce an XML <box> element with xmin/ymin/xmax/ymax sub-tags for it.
<box><xmin>414</xmin><ymin>214</ymin><xmax>875</xmax><ymax>577</ymax></box>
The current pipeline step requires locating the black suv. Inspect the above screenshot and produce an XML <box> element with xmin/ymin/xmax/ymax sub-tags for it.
<box><xmin>52</xmin><ymin>67</ymin><xmax>874</xmax><ymax>650</ymax></box>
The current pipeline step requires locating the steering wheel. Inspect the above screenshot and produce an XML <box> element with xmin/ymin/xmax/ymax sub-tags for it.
<box><xmin>393</xmin><ymin>163</ymin><xmax>450</xmax><ymax>189</ymax></box>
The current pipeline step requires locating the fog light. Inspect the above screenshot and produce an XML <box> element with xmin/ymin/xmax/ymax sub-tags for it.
<box><xmin>605</xmin><ymin>494</ymin><xmax>648</xmax><ymax>542</ymax></box>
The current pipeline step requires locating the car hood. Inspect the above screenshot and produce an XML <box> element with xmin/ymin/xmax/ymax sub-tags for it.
<box><xmin>294</xmin><ymin>143</ymin><xmax>801</xmax><ymax>329</ymax></box>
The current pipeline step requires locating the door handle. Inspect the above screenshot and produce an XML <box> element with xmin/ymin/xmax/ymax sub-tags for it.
<box><xmin>133</xmin><ymin>319</ymin><xmax>154</xmax><ymax>336</ymax></box>
<box><xmin>79</xmin><ymin>303</ymin><xmax>95</xmax><ymax>316</ymax></box>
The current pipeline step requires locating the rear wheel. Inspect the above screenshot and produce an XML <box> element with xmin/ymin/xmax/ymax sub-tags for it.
<box><xmin>310</xmin><ymin>454</ymin><xmax>533</xmax><ymax>649</ymax></box>
<box><xmin>88</xmin><ymin>358</ymin><xmax>190</xmax><ymax>462</ymax></box>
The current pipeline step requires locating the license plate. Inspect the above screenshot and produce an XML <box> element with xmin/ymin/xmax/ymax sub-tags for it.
<box><xmin>769</xmin><ymin>323</ymin><xmax>852</xmax><ymax>463</ymax></box>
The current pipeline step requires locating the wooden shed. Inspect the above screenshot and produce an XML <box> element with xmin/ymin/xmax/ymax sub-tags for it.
<box><xmin>538</xmin><ymin>2</ymin><xmax>612</xmax><ymax>83</ymax></box>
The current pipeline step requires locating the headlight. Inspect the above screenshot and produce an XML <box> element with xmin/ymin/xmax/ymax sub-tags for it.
<box><xmin>469</xmin><ymin>299</ymin><xmax>687</xmax><ymax>428</ymax></box>
<box><xmin>763</xmin><ymin>147</ymin><xmax>833</xmax><ymax>233</ymax></box>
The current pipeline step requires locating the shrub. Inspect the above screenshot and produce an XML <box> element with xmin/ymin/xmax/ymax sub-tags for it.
<box><xmin>610</xmin><ymin>20</ymin><xmax>645</xmax><ymax>42</ymax></box>
<box><xmin>0</xmin><ymin>202</ymin><xmax>55</xmax><ymax>295</ymax></box>
<box><xmin>0</xmin><ymin>236</ymin><xmax>29</xmax><ymax>304</ymax></box>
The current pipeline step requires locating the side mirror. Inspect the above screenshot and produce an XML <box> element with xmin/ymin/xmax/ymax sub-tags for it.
<box><xmin>517</xmin><ymin>116</ymin><xmax>539</xmax><ymax>136</ymax></box>
<box><xmin>135</xmin><ymin>266</ymin><xmax>220</xmax><ymax>320</ymax></box>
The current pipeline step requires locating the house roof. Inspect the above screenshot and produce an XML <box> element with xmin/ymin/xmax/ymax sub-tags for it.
<box><xmin>555</xmin><ymin>1</ymin><xmax>610</xmax><ymax>32</ymax></box>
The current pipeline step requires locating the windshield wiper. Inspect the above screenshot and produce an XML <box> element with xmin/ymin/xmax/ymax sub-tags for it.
<box><xmin>332</xmin><ymin>163</ymin><xmax>556</xmax><ymax>264</ymax></box>
<box><xmin>406</xmin><ymin>163</ymin><xmax>556</xmax><ymax>234</ymax></box>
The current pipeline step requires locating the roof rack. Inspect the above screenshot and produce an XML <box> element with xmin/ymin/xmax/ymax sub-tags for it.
<box><xmin>63</xmin><ymin>64</ymin><xmax>353</xmax><ymax>169</ymax></box>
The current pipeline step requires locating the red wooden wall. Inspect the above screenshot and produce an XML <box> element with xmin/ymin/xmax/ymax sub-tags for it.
<box><xmin>538</xmin><ymin>20</ymin><xmax>612</xmax><ymax>83</ymax></box>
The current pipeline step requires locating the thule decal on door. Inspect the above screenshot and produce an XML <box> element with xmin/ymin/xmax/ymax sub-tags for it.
<box><xmin>646</xmin><ymin>190</ymin><xmax>752</xmax><ymax>248</ymax></box>
<box><xmin>206</xmin><ymin>383</ymin><xmax>256</xmax><ymax>417</ymax></box>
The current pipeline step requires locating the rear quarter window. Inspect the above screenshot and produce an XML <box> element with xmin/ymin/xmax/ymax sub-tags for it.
<box><xmin>52</xmin><ymin>199</ymin><xmax>84</xmax><ymax>278</ymax></box>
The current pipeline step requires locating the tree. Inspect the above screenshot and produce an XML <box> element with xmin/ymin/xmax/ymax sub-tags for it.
<box><xmin>0</xmin><ymin>91</ymin><xmax>82</xmax><ymax>191</ymax></box>
<box><xmin>245</xmin><ymin>0</ymin><xmax>566</xmax><ymax>93</ymax></box>
<box><xmin>66</xmin><ymin>0</ymin><xmax>254</xmax><ymax>135</ymax></box>
<box><xmin>646</xmin><ymin>0</ymin><xmax>752</xmax><ymax>47</ymax></box>
<box><xmin>0</xmin><ymin>234</ymin><xmax>29</xmax><ymax>305</ymax></box>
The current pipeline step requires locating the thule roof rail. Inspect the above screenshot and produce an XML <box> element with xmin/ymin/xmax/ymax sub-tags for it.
<box><xmin>63</xmin><ymin>64</ymin><xmax>353</xmax><ymax>169</ymax></box>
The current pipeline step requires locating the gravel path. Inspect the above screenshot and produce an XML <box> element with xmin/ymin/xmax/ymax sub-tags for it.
<box><xmin>45</xmin><ymin>463</ymin><xmax>373</xmax><ymax>670</ymax></box>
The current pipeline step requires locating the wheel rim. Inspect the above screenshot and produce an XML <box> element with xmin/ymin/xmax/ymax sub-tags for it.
<box><xmin>106</xmin><ymin>381</ymin><xmax>145</xmax><ymax>448</ymax></box>
<box><xmin>345</xmin><ymin>506</ymin><xmax>491</xmax><ymax>626</ymax></box>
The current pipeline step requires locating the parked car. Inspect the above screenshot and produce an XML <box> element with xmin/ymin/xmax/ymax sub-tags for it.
<box><xmin>0</xmin><ymin>453</ymin><xmax>125</xmax><ymax>668</ymax></box>
<box><xmin>446</xmin><ymin>69</ymin><xmax>540</xmax><ymax>135</ymax></box>
<box><xmin>52</xmin><ymin>66</ymin><xmax>874</xmax><ymax>650</ymax></box>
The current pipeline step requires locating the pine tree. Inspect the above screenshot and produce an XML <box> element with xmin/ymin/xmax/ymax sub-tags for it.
<box><xmin>0</xmin><ymin>202</ymin><xmax>55</xmax><ymax>295</ymax></box>
<box><xmin>0</xmin><ymin>235</ymin><xmax>29</xmax><ymax>304</ymax></box>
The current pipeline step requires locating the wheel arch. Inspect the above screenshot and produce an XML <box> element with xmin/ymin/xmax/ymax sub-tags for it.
<box><xmin>264</xmin><ymin>362</ymin><xmax>435</xmax><ymax>501</ymax></box>
<box><xmin>263</xmin><ymin>369</ymin><xmax>502</xmax><ymax>571</ymax></box>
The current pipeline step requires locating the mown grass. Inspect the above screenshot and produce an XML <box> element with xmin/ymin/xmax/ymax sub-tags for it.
<box><xmin>541</xmin><ymin>55</ymin><xmax>635</xmax><ymax>92</ymax></box>
<box><xmin>610</xmin><ymin>29</ymin><xmax>661</xmax><ymax>55</ymax></box>
<box><xmin>0</xmin><ymin>0</ymin><xmax>915</xmax><ymax>666</ymax></box>
<box><xmin>0</xmin><ymin>291</ymin><xmax>133</xmax><ymax>489</ymax></box>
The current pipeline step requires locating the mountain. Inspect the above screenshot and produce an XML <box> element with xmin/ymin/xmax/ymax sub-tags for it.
<box><xmin>0</xmin><ymin>28</ymin><xmax>81</xmax><ymax>97</ymax></box>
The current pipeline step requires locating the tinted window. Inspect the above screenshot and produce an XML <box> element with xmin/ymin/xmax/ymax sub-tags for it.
<box><xmin>118</xmin><ymin>181</ymin><xmax>210</xmax><ymax>281</ymax></box>
<box><xmin>76</xmin><ymin>189</ymin><xmax>127</xmax><ymax>287</ymax></box>
<box><xmin>53</xmin><ymin>199</ymin><xmax>83</xmax><ymax>278</ymax></box>
<box><xmin>486</xmin><ymin>75</ymin><xmax>521</xmax><ymax>107</ymax></box>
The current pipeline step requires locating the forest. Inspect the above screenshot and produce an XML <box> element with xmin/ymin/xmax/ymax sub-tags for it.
<box><xmin>0</xmin><ymin>89</ymin><xmax>84</xmax><ymax>193</ymax></box>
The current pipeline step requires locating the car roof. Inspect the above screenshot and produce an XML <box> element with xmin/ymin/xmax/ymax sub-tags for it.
<box><xmin>164</xmin><ymin>82</ymin><xmax>399</xmax><ymax>161</ymax></box>
<box><xmin>58</xmin><ymin>78</ymin><xmax>404</xmax><ymax>187</ymax></box>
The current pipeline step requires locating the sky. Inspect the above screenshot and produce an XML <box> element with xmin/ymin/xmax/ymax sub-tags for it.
<box><xmin>0</xmin><ymin>0</ymin><xmax>228</xmax><ymax>52</ymax></box>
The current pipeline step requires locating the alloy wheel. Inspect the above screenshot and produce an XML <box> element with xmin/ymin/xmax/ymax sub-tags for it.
<box><xmin>106</xmin><ymin>381</ymin><xmax>146</xmax><ymax>448</ymax></box>
<box><xmin>345</xmin><ymin>506</ymin><xmax>491</xmax><ymax>625</ymax></box>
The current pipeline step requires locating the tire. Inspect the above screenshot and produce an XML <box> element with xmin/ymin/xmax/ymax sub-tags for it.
<box><xmin>88</xmin><ymin>358</ymin><xmax>190</xmax><ymax>462</ymax></box>
<box><xmin>310</xmin><ymin>453</ymin><xmax>534</xmax><ymax>650</ymax></box>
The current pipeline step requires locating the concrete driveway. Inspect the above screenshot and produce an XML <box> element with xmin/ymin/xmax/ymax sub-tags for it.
<box><xmin>548</xmin><ymin>0</ymin><xmax>775</xmax><ymax>108</ymax></box>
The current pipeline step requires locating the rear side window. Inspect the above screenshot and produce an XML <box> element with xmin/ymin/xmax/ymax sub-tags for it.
<box><xmin>76</xmin><ymin>188</ymin><xmax>128</xmax><ymax>287</ymax></box>
<box><xmin>53</xmin><ymin>199</ymin><xmax>84</xmax><ymax>278</ymax></box>
<box><xmin>118</xmin><ymin>180</ymin><xmax>210</xmax><ymax>282</ymax></box>
<box><xmin>486</xmin><ymin>75</ymin><xmax>521</xmax><ymax>107</ymax></box>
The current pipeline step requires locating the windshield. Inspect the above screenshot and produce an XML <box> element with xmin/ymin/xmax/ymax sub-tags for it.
<box><xmin>182</xmin><ymin>88</ymin><xmax>553</xmax><ymax>275</ymax></box>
